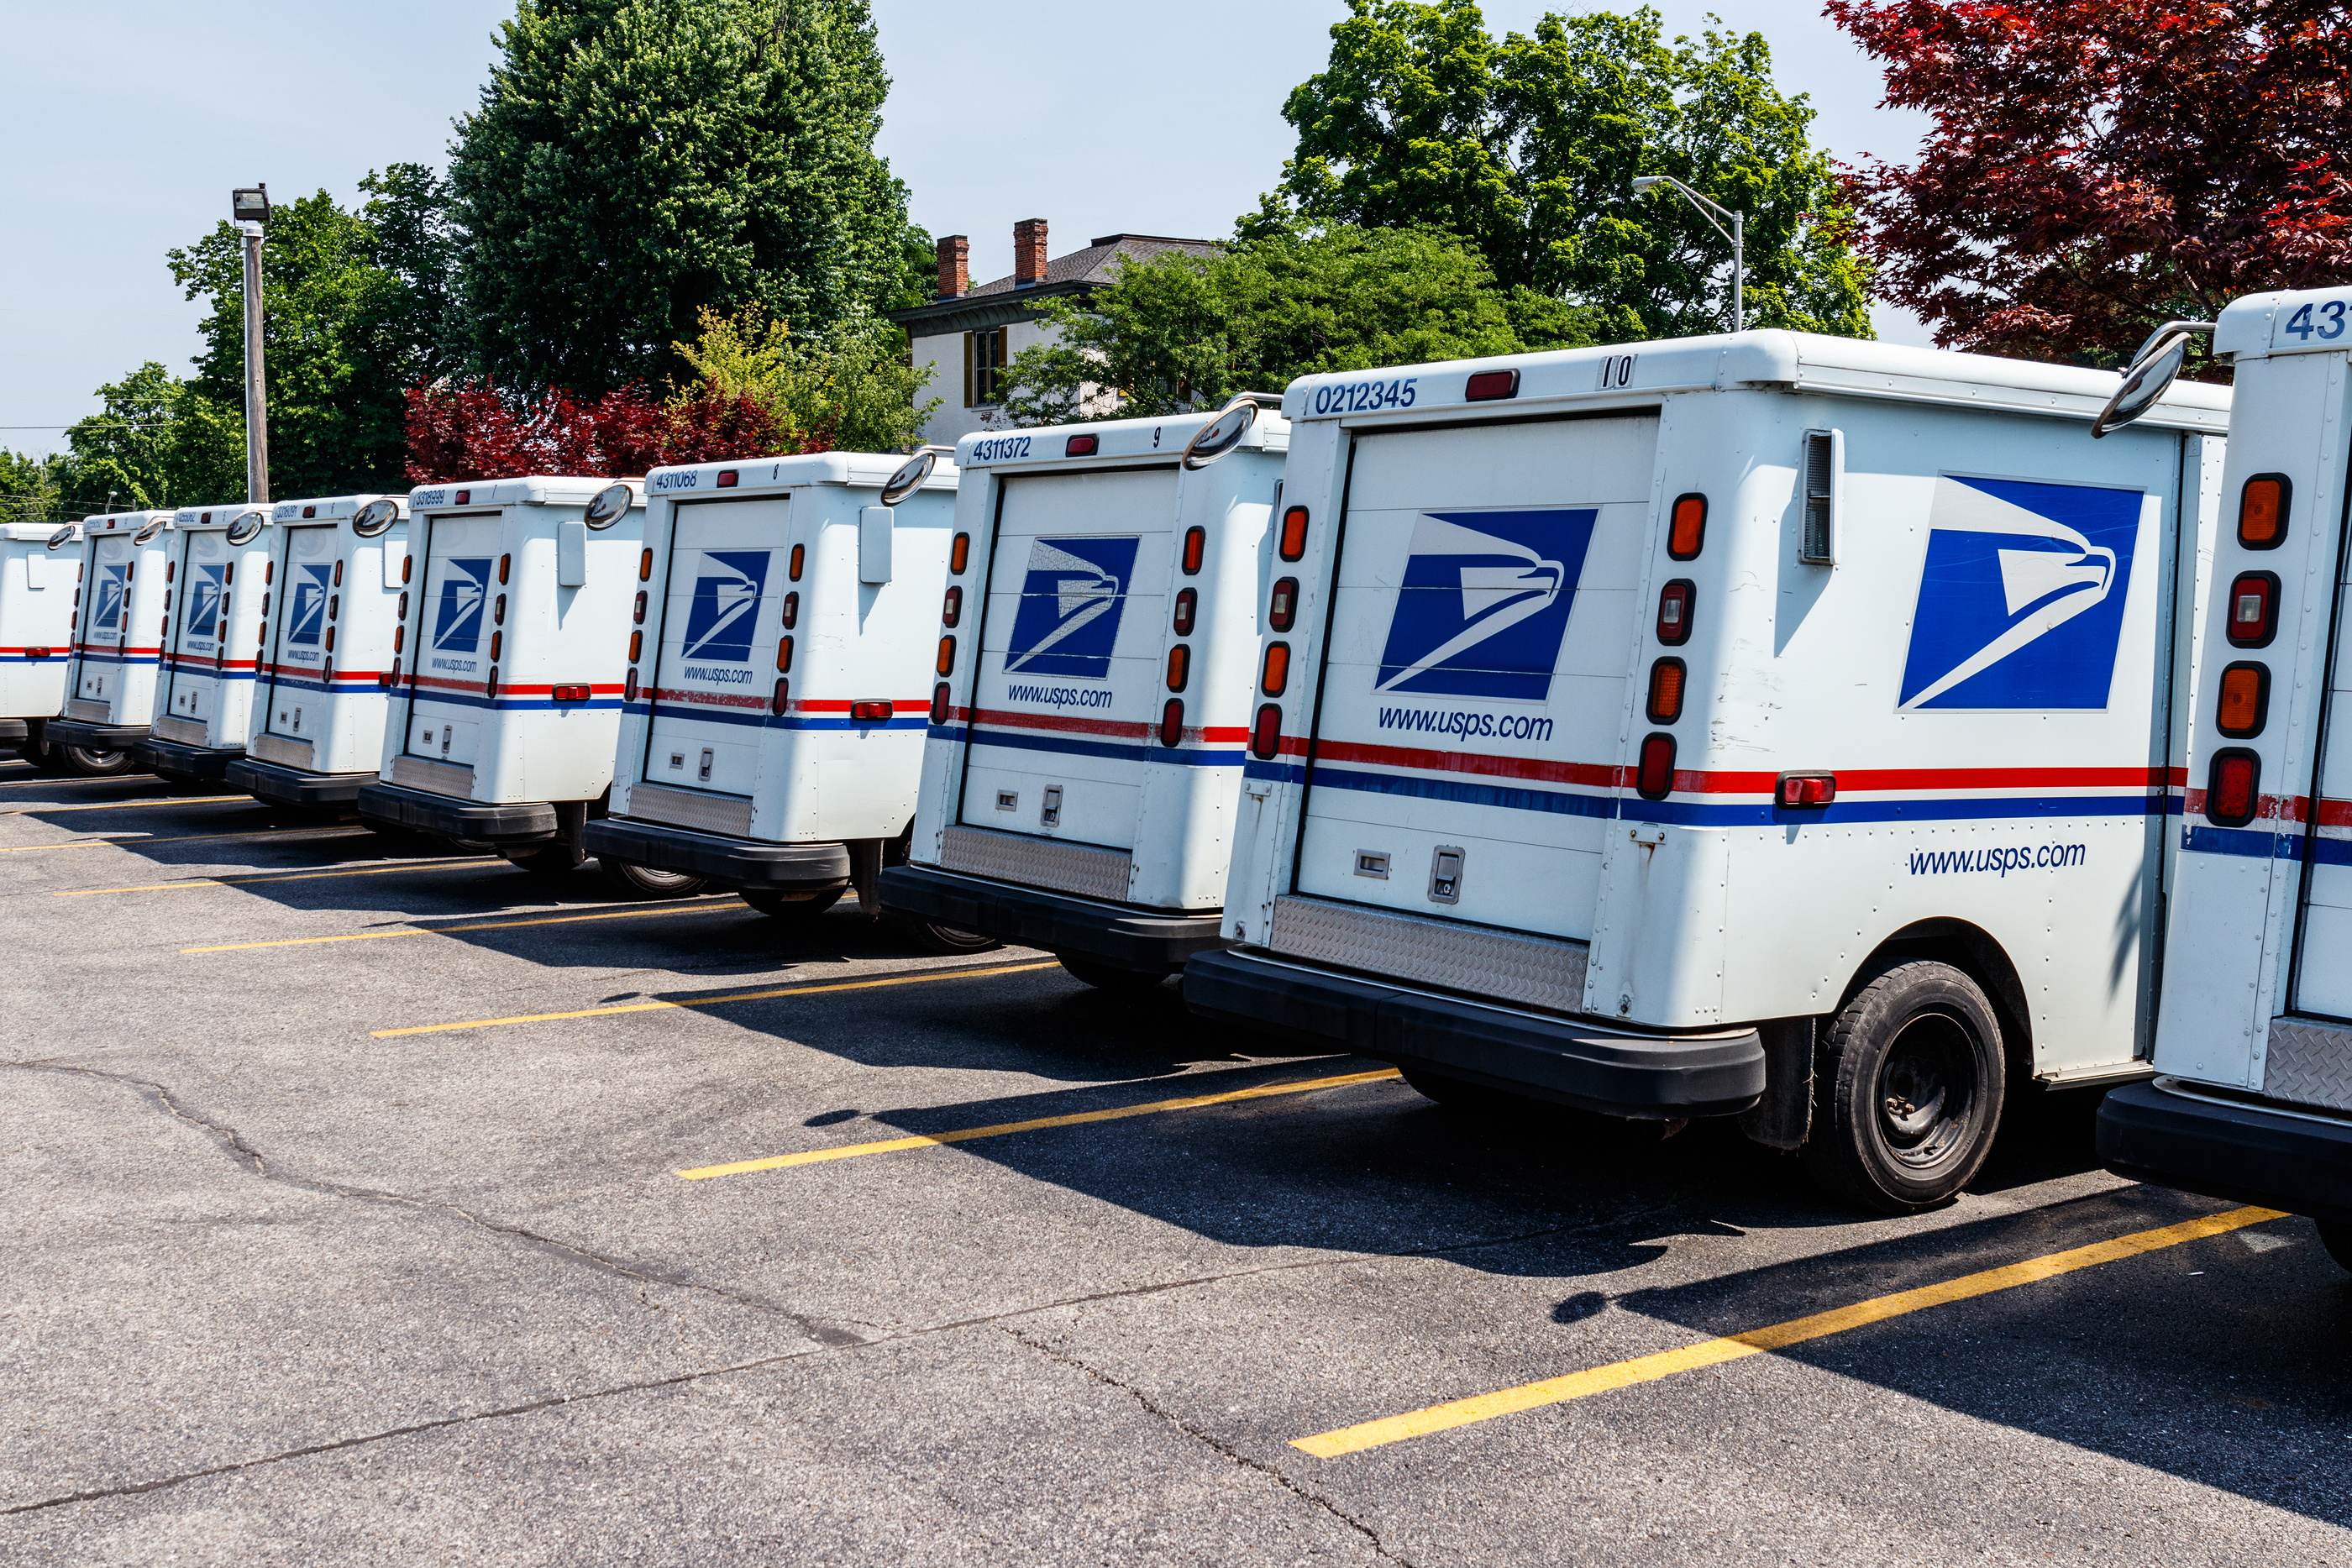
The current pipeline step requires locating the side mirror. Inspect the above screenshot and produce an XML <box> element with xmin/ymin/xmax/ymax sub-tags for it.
<box><xmin>2092</xmin><ymin>320</ymin><xmax>2216</xmax><ymax>438</ymax></box>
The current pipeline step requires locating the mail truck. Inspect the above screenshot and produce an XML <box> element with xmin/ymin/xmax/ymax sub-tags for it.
<box><xmin>2</xmin><ymin>521</ymin><xmax>84</xmax><ymax>766</ymax></box>
<box><xmin>1188</xmin><ymin>332</ymin><xmax>2229</xmax><ymax>1212</ymax></box>
<box><xmin>134</xmin><ymin>503</ymin><xmax>275</xmax><ymax>783</ymax></box>
<box><xmin>45</xmin><ymin>510</ymin><xmax>176</xmax><ymax>768</ymax></box>
<box><xmin>879</xmin><ymin>402</ymin><xmax>1289</xmax><ymax>985</ymax></box>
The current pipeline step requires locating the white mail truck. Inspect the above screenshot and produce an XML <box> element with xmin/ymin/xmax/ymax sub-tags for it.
<box><xmin>357</xmin><ymin>478</ymin><xmax>642</xmax><ymax>871</ymax></box>
<box><xmin>45</xmin><ymin>510</ymin><xmax>177</xmax><ymax>768</ymax></box>
<box><xmin>134</xmin><ymin>503</ymin><xmax>276</xmax><ymax>784</ymax></box>
<box><xmin>227</xmin><ymin>495</ymin><xmax>412</xmax><ymax>810</ymax></box>
<box><xmin>1185</xmin><ymin>332</ymin><xmax>2230</xmax><ymax>1213</ymax></box>
<box><xmin>582</xmin><ymin>449</ymin><xmax>978</xmax><ymax>912</ymax></box>
<box><xmin>2095</xmin><ymin>291</ymin><xmax>2352</xmax><ymax>1270</ymax></box>
<box><xmin>2</xmin><ymin>521</ymin><xmax>85</xmax><ymax>767</ymax></box>
<box><xmin>879</xmin><ymin>401</ymin><xmax>1290</xmax><ymax>986</ymax></box>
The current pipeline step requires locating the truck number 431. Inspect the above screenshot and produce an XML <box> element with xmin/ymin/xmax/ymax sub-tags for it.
<box><xmin>2284</xmin><ymin>301</ymin><xmax>2349</xmax><ymax>340</ymax></box>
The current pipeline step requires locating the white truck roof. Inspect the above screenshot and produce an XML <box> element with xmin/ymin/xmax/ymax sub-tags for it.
<box><xmin>271</xmin><ymin>493</ymin><xmax>410</xmax><ymax>523</ymax></box>
<box><xmin>407</xmin><ymin>476</ymin><xmax>644</xmax><ymax>510</ymax></box>
<box><xmin>645</xmin><ymin>450</ymin><xmax>961</xmax><ymax>496</ymax></box>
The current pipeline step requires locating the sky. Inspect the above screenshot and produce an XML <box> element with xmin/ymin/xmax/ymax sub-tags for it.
<box><xmin>0</xmin><ymin>0</ymin><xmax>1933</xmax><ymax>461</ymax></box>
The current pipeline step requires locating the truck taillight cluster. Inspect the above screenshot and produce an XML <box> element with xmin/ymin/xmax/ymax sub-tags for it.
<box><xmin>2207</xmin><ymin>473</ymin><xmax>2293</xmax><ymax>826</ymax></box>
<box><xmin>552</xmin><ymin>684</ymin><xmax>590</xmax><ymax>703</ymax></box>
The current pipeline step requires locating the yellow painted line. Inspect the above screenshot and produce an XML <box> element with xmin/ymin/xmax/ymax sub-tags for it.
<box><xmin>373</xmin><ymin>958</ymin><xmax>1062</xmax><ymax>1038</ymax></box>
<box><xmin>1</xmin><ymin>826</ymin><xmax>362</xmax><ymax>853</ymax></box>
<box><xmin>676</xmin><ymin>1066</ymin><xmax>1403</xmax><ymax>1181</ymax></box>
<box><xmin>4</xmin><ymin>795</ymin><xmax>244</xmax><ymax>815</ymax></box>
<box><xmin>57</xmin><ymin>857</ymin><xmax>484</xmax><ymax>897</ymax></box>
<box><xmin>1291</xmin><ymin>1204</ymin><xmax>2288</xmax><ymax>1458</ymax></box>
<box><xmin>184</xmin><ymin>896</ymin><xmax>744</xmax><ymax>953</ymax></box>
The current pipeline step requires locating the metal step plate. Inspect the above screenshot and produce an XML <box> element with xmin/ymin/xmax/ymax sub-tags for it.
<box><xmin>626</xmin><ymin>782</ymin><xmax>754</xmax><ymax>838</ymax></box>
<box><xmin>251</xmin><ymin>732</ymin><xmax>315</xmax><ymax>768</ymax></box>
<box><xmin>152</xmin><ymin>715</ymin><xmax>207</xmax><ymax>745</ymax></box>
<box><xmin>1268</xmin><ymin>895</ymin><xmax>1591</xmax><ymax>1015</ymax></box>
<box><xmin>66</xmin><ymin>699</ymin><xmax>108</xmax><ymax>721</ymax></box>
<box><xmin>940</xmin><ymin>824</ymin><xmax>1132</xmax><ymax>903</ymax></box>
<box><xmin>388</xmin><ymin>753</ymin><xmax>477</xmax><ymax>798</ymax></box>
<box><xmin>2265</xmin><ymin>1017</ymin><xmax>2352</xmax><ymax>1114</ymax></box>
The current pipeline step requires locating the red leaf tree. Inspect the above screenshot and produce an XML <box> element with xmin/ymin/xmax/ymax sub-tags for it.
<box><xmin>404</xmin><ymin>380</ymin><xmax>821</xmax><ymax>484</ymax></box>
<box><xmin>1830</xmin><ymin>0</ymin><xmax>2352</xmax><ymax>364</ymax></box>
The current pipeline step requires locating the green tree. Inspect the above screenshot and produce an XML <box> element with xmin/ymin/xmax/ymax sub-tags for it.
<box><xmin>449</xmin><ymin>0</ymin><xmax>924</xmax><ymax>394</ymax></box>
<box><xmin>674</xmin><ymin>304</ymin><xmax>939</xmax><ymax>451</ymax></box>
<box><xmin>1258</xmin><ymin>0</ymin><xmax>1872</xmax><ymax>339</ymax></box>
<box><xmin>0</xmin><ymin>450</ymin><xmax>65</xmax><ymax>524</ymax></box>
<box><xmin>169</xmin><ymin>171</ymin><xmax>455</xmax><ymax>499</ymax></box>
<box><xmin>49</xmin><ymin>364</ymin><xmax>244</xmax><ymax>517</ymax></box>
<box><xmin>998</xmin><ymin>224</ymin><xmax>1594</xmax><ymax>425</ymax></box>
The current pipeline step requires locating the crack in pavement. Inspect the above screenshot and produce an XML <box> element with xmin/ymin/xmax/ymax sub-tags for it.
<box><xmin>0</xmin><ymin>1059</ymin><xmax>865</xmax><ymax>1348</ymax></box>
<box><xmin>1004</xmin><ymin>1328</ymin><xmax>1420</xmax><ymax>1566</ymax></box>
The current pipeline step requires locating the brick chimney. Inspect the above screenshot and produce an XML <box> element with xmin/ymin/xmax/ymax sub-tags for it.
<box><xmin>1013</xmin><ymin>218</ymin><xmax>1048</xmax><ymax>286</ymax></box>
<box><xmin>936</xmin><ymin>233</ymin><xmax>968</xmax><ymax>299</ymax></box>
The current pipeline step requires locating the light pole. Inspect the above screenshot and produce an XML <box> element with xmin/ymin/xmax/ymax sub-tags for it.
<box><xmin>231</xmin><ymin>185</ymin><xmax>270</xmax><ymax>503</ymax></box>
<box><xmin>1630</xmin><ymin>175</ymin><xmax>1744</xmax><ymax>333</ymax></box>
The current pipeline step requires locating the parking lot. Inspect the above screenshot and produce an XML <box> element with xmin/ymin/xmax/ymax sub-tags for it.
<box><xmin>3</xmin><ymin>758</ymin><xmax>2347</xmax><ymax>1565</ymax></box>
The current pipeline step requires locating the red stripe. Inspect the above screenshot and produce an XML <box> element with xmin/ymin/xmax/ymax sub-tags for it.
<box><xmin>971</xmin><ymin>706</ymin><xmax>1150</xmax><ymax>741</ymax></box>
<box><xmin>795</xmin><ymin>697</ymin><xmax>931</xmax><ymax>712</ymax></box>
<box><xmin>1300</xmin><ymin>742</ymin><xmax>2174</xmax><ymax>797</ymax></box>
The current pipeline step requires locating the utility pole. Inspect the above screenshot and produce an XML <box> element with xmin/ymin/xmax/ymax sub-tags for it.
<box><xmin>231</xmin><ymin>185</ymin><xmax>271</xmax><ymax>503</ymax></box>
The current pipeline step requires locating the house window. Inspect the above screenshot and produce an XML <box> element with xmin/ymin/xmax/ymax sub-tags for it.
<box><xmin>966</xmin><ymin>328</ymin><xmax>1009</xmax><ymax>407</ymax></box>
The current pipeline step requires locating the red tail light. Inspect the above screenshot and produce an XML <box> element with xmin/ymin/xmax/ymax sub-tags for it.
<box><xmin>717</xmin><ymin>469</ymin><xmax>738</xmax><ymax>488</ymax></box>
<box><xmin>1465</xmin><ymin>368</ymin><xmax>1520</xmax><ymax>401</ymax></box>
<box><xmin>851</xmin><ymin>700</ymin><xmax>893</xmax><ymax>721</ymax></box>
<box><xmin>1065</xmin><ymin>433</ymin><xmax>1098</xmax><ymax>457</ymax></box>
<box><xmin>1172</xmin><ymin>588</ymin><xmax>1196</xmax><ymax>636</ymax></box>
<box><xmin>930</xmin><ymin>683</ymin><xmax>951</xmax><ymax>725</ymax></box>
<box><xmin>2227</xmin><ymin>572</ymin><xmax>2280</xmax><ymax>647</ymax></box>
<box><xmin>624</xmin><ymin>668</ymin><xmax>638</xmax><ymax>701</ymax></box>
<box><xmin>772</xmin><ymin>678</ymin><xmax>790</xmax><ymax>716</ymax></box>
<box><xmin>1636</xmin><ymin>733</ymin><xmax>1676</xmax><ymax>799</ymax></box>
<box><xmin>1160</xmin><ymin>698</ymin><xmax>1184</xmax><ymax>747</ymax></box>
<box><xmin>25</xmin><ymin>646</ymin><xmax>50</xmax><ymax>659</ymax></box>
<box><xmin>1261</xmin><ymin>642</ymin><xmax>1291</xmax><ymax>697</ymax></box>
<box><xmin>1656</xmin><ymin>579</ymin><xmax>1694</xmax><ymax>645</ymax></box>
<box><xmin>950</xmin><ymin>532</ymin><xmax>969</xmax><ymax>574</ymax></box>
<box><xmin>1268</xmin><ymin>576</ymin><xmax>1298</xmax><ymax>632</ymax></box>
<box><xmin>2216</xmin><ymin>662</ymin><xmax>2269</xmax><ymax>737</ymax></box>
<box><xmin>383</xmin><ymin>661</ymin><xmax>400</xmax><ymax>690</ymax></box>
<box><xmin>1668</xmin><ymin>494</ymin><xmax>1707</xmax><ymax>560</ymax></box>
<box><xmin>1165</xmin><ymin>644</ymin><xmax>1189</xmax><ymax>692</ymax></box>
<box><xmin>486</xmin><ymin>667</ymin><xmax>500</xmax><ymax>700</ymax></box>
<box><xmin>1182</xmin><ymin>526</ymin><xmax>1206</xmax><ymax>574</ymax></box>
<box><xmin>2208</xmin><ymin>749</ymin><xmax>2260</xmax><ymax>826</ymax></box>
<box><xmin>1646</xmin><ymin>658</ymin><xmax>1685</xmax><ymax>723</ymax></box>
<box><xmin>455</xmin><ymin>489</ymin><xmax>471</xmax><ymax>505</ymax></box>
<box><xmin>2239</xmin><ymin>474</ymin><xmax>2288</xmax><ymax>548</ymax></box>
<box><xmin>1777</xmin><ymin>773</ymin><xmax>1836</xmax><ymax>808</ymax></box>
<box><xmin>942</xmin><ymin>585</ymin><xmax>961</xmax><ymax>627</ymax></box>
<box><xmin>552</xmin><ymin>684</ymin><xmax>590</xmax><ymax>703</ymax></box>
<box><xmin>1278</xmin><ymin>506</ymin><xmax>1309</xmax><ymax>561</ymax></box>
<box><xmin>936</xmin><ymin>635</ymin><xmax>956</xmax><ymax>675</ymax></box>
<box><xmin>1251</xmin><ymin>703</ymin><xmax>1283</xmax><ymax>759</ymax></box>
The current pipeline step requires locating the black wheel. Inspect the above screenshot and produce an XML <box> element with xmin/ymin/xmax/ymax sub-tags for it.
<box><xmin>1056</xmin><ymin>954</ymin><xmax>1168</xmax><ymax>992</ymax></box>
<box><xmin>1399</xmin><ymin>1066</ymin><xmax>1525</xmax><ymax>1113</ymax></box>
<box><xmin>741</xmin><ymin>886</ymin><xmax>844</xmax><ymax>920</ymax></box>
<box><xmin>57</xmin><ymin>745</ymin><xmax>134</xmax><ymax>777</ymax></box>
<box><xmin>598</xmin><ymin>857</ymin><xmax>710</xmax><ymax>899</ymax></box>
<box><xmin>2317</xmin><ymin>1219</ymin><xmax>2352</xmax><ymax>1275</ymax></box>
<box><xmin>502</xmin><ymin>842</ymin><xmax>584</xmax><ymax>875</ymax></box>
<box><xmin>1804</xmin><ymin>959</ymin><xmax>2006</xmax><ymax>1214</ymax></box>
<box><xmin>897</xmin><ymin>917</ymin><xmax>1000</xmax><ymax>955</ymax></box>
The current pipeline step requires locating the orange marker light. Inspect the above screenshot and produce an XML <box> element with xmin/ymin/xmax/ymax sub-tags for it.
<box><xmin>1261</xmin><ymin>642</ymin><xmax>1291</xmax><ymax>697</ymax></box>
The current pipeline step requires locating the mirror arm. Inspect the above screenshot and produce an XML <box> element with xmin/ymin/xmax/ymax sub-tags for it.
<box><xmin>2129</xmin><ymin>319</ymin><xmax>2218</xmax><ymax>369</ymax></box>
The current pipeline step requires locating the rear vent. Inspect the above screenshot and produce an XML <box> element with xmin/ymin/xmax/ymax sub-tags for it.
<box><xmin>1800</xmin><ymin>429</ymin><xmax>1840</xmax><ymax>564</ymax></box>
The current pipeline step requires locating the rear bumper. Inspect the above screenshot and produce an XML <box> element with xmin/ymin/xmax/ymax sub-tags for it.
<box><xmin>356</xmin><ymin>780</ymin><xmax>557</xmax><ymax>842</ymax></box>
<box><xmin>46</xmin><ymin>719</ymin><xmax>147</xmax><ymax>752</ymax></box>
<box><xmin>227</xmin><ymin>757</ymin><xmax>373</xmax><ymax>808</ymax></box>
<box><xmin>2097</xmin><ymin>1078</ymin><xmax>2352</xmax><ymax>1225</ymax></box>
<box><xmin>0</xmin><ymin>719</ymin><xmax>24</xmax><ymax>742</ymax></box>
<box><xmin>1184</xmin><ymin>947</ymin><xmax>1766</xmax><ymax>1119</ymax></box>
<box><xmin>131</xmin><ymin>737</ymin><xmax>242</xmax><ymax>782</ymax></box>
<box><xmin>879</xmin><ymin>863</ymin><xmax>1227</xmax><ymax>973</ymax></box>
<box><xmin>581</xmin><ymin>817</ymin><xmax>850</xmax><ymax>891</ymax></box>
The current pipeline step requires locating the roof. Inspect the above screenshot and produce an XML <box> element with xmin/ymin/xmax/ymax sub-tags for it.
<box><xmin>888</xmin><ymin>233</ymin><xmax>1222</xmax><ymax>336</ymax></box>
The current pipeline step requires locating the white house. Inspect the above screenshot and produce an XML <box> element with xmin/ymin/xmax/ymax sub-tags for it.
<box><xmin>888</xmin><ymin>219</ymin><xmax>1221</xmax><ymax>447</ymax></box>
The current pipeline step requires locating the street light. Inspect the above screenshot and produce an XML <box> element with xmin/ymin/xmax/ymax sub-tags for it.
<box><xmin>1630</xmin><ymin>175</ymin><xmax>1745</xmax><ymax>334</ymax></box>
<box><xmin>230</xmin><ymin>185</ymin><xmax>270</xmax><ymax>504</ymax></box>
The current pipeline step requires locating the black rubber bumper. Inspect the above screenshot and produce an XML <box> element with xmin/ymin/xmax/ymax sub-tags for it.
<box><xmin>356</xmin><ymin>780</ymin><xmax>557</xmax><ymax>842</ymax></box>
<box><xmin>226</xmin><ymin>757</ymin><xmax>374</xmax><ymax>808</ymax></box>
<box><xmin>130</xmin><ymin>737</ymin><xmax>242</xmax><ymax>782</ymax></box>
<box><xmin>46</xmin><ymin>719</ymin><xmax>148</xmax><ymax>751</ymax></box>
<box><xmin>0</xmin><ymin>719</ymin><xmax>25</xmax><ymax>742</ymax></box>
<box><xmin>879</xmin><ymin>863</ymin><xmax>1228</xmax><ymax>973</ymax></box>
<box><xmin>581</xmin><ymin>816</ymin><xmax>850</xmax><ymax>891</ymax></box>
<box><xmin>1184</xmin><ymin>947</ymin><xmax>1766</xmax><ymax>1118</ymax></box>
<box><xmin>2098</xmin><ymin>1078</ymin><xmax>2352</xmax><ymax>1225</ymax></box>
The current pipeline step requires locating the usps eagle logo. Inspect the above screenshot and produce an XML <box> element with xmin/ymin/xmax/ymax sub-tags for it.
<box><xmin>1898</xmin><ymin>476</ymin><xmax>2145</xmax><ymax>711</ymax></box>
<box><xmin>1375</xmin><ymin>509</ymin><xmax>1599</xmax><ymax>700</ymax></box>
<box><xmin>93</xmin><ymin>564</ymin><xmax>128</xmax><ymax>632</ymax></box>
<box><xmin>431</xmin><ymin>557</ymin><xmax>493</xmax><ymax>653</ymax></box>
<box><xmin>682</xmin><ymin>550</ymin><xmax>772</xmax><ymax>663</ymax></box>
<box><xmin>287</xmin><ymin>564</ymin><xmax>332</xmax><ymax>648</ymax></box>
<box><xmin>1005</xmin><ymin>537</ymin><xmax>1141</xmax><ymax>679</ymax></box>
<box><xmin>187</xmin><ymin>564</ymin><xmax>227</xmax><ymax>640</ymax></box>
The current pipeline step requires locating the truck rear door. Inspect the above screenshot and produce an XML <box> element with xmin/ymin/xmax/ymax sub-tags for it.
<box><xmin>160</xmin><ymin>529</ymin><xmax>227</xmax><ymax>723</ymax></box>
<box><xmin>643</xmin><ymin>495</ymin><xmax>790</xmax><ymax>801</ymax></box>
<box><xmin>76</xmin><ymin>534</ymin><xmax>133</xmax><ymax>703</ymax></box>
<box><xmin>404</xmin><ymin>512</ymin><xmax>500</xmax><ymax>767</ymax></box>
<box><xmin>961</xmin><ymin>465</ymin><xmax>1178</xmax><ymax>850</ymax></box>
<box><xmin>1294</xmin><ymin>415</ymin><xmax>1659</xmax><ymax>939</ymax></box>
<box><xmin>263</xmin><ymin>525</ymin><xmax>336</xmax><ymax>743</ymax></box>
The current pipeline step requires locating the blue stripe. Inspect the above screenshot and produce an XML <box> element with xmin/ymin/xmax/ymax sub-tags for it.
<box><xmin>407</xmin><ymin>690</ymin><xmax>625</xmax><ymax>713</ymax></box>
<box><xmin>2181</xmin><ymin>824</ymin><xmax>2352</xmax><ymax>865</ymax></box>
<box><xmin>1307</xmin><ymin>762</ymin><xmax>1617</xmax><ymax>820</ymax></box>
<box><xmin>265</xmin><ymin>676</ymin><xmax>381</xmax><ymax>694</ymax></box>
<box><xmin>0</xmin><ymin>654</ymin><xmax>66</xmax><ymax>664</ymax></box>
<box><xmin>960</xmin><ymin>725</ymin><xmax>1245</xmax><ymax>768</ymax></box>
<box><xmin>71</xmin><ymin>651</ymin><xmax>159</xmax><ymax>666</ymax></box>
<box><xmin>165</xmin><ymin>669</ymin><xmax>257</xmax><ymax>683</ymax></box>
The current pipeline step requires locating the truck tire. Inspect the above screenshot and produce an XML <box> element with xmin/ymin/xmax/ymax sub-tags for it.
<box><xmin>1056</xmin><ymin>955</ymin><xmax>1166</xmax><ymax>992</ymax></box>
<box><xmin>2317</xmin><ymin>1219</ymin><xmax>2352</xmax><ymax>1275</ymax></box>
<box><xmin>740</xmin><ymin>886</ymin><xmax>843</xmax><ymax>920</ymax></box>
<box><xmin>55</xmin><ymin>744</ymin><xmax>134</xmax><ymax>777</ymax></box>
<box><xmin>1804</xmin><ymin>959</ymin><xmax>2006</xmax><ymax>1214</ymax></box>
<box><xmin>896</xmin><ymin>917</ymin><xmax>1000</xmax><ymax>955</ymax></box>
<box><xmin>598</xmin><ymin>858</ymin><xmax>709</xmax><ymax>899</ymax></box>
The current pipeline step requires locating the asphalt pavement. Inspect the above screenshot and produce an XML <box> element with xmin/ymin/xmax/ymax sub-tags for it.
<box><xmin>3</xmin><ymin>758</ymin><xmax>2347</xmax><ymax>1565</ymax></box>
